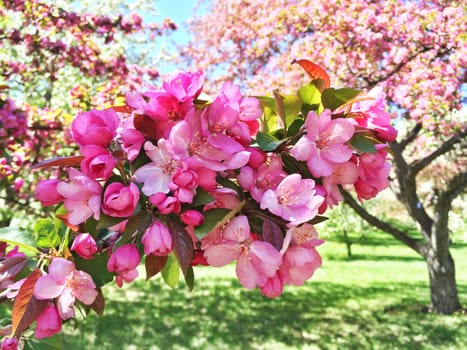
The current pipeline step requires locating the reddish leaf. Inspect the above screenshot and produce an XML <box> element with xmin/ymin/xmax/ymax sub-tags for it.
<box><xmin>167</xmin><ymin>219</ymin><xmax>194</xmax><ymax>277</ymax></box>
<box><xmin>145</xmin><ymin>255</ymin><xmax>168</xmax><ymax>280</ymax></box>
<box><xmin>292</xmin><ymin>59</ymin><xmax>331</xmax><ymax>89</ymax></box>
<box><xmin>262</xmin><ymin>219</ymin><xmax>284</xmax><ymax>251</ymax></box>
<box><xmin>31</xmin><ymin>156</ymin><xmax>84</xmax><ymax>170</ymax></box>
<box><xmin>134</xmin><ymin>114</ymin><xmax>159</xmax><ymax>140</ymax></box>
<box><xmin>105</xmin><ymin>105</ymin><xmax>132</xmax><ymax>114</ymax></box>
<box><xmin>0</xmin><ymin>257</ymin><xmax>27</xmax><ymax>285</ymax></box>
<box><xmin>89</xmin><ymin>288</ymin><xmax>105</xmax><ymax>316</ymax></box>
<box><xmin>309</xmin><ymin>215</ymin><xmax>329</xmax><ymax>225</ymax></box>
<box><xmin>11</xmin><ymin>269</ymin><xmax>48</xmax><ymax>338</ymax></box>
<box><xmin>0</xmin><ymin>325</ymin><xmax>12</xmax><ymax>337</ymax></box>
<box><xmin>0</xmin><ymin>85</ymin><xmax>9</xmax><ymax>91</ymax></box>
<box><xmin>55</xmin><ymin>213</ymin><xmax>80</xmax><ymax>232</ymax></box>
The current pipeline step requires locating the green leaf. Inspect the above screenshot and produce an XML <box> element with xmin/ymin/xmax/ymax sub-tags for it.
<box><xmin>255</xmin><ymin>132</ymin><xmax>286</xmax><ymax>152</ymax></box>
<box><xmin>298</xmin><ymin>83</ymin><xmax>322</xmax><ymax>106</ymax></box>
<box><xmin>161</xmin><ymin>253</ymin><xmax>180</xmax><ymax>288</ymax></box>
<box><xmin>0</xmin><ymin>227</ymin><xmax>39</xmax><ymax>255</ymax></box>
<box><xmin>322</xmin><ymin>88</ymin><xmax>361</xmax><ymax>110</ymax></box>
<box><xmin>184</xmin><ymin>266</ymin><xmax>195</xmax><ymax>291</ymax></box>
<box><xmin>24</xmin><ymin>333</ymin><xmax>63</xmax><ymax>350</ymax></box>
<box><xmin>74</xmin><ymin>254</ymin><xmax>114</xmax><ymax>288</ymax></box>
<box><xmin>96</xmin><ymin>213</ymin><xmax>128</xmax><ymax>230</ymax></box>
<box><xmin>350</xmin><ymin>135</ymin><xmax>377</xmax><ymax>154</ymax></box>
<box><xmin>191</xmin><ymin>188</ymin><xmax>213</xmax><ymax>207</ymax></box>
<box><xmin>287</xmin><ymin>118</ymin><xmax>304</xmax><ymax>138</ymax></box>
<box><xmin>216</xmin><ymin>176</ymin><xmax>241</xmax><ymax>195</ymax></box>
<box><xmin>273</xmin><ymin>91</ymin><xmax>302</xmax><ymax>131</ymax></box>
<box><xmin>194</xmin><ymin>208</ymin><xmax>231</xmax><ymax>239</ymax></box>
<box><xmin>34</xmin><ymin>218</ymin><xmax>60</xmax><ymax>249</ymax></box>
<box><xmin>262</xmin><ymin>106</ymin><xmax>281</xmax><ymax>134</ymax></box>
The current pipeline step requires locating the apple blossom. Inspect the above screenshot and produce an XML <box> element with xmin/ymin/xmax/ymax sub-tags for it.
<box><xmin>71</xmin><ymin>233</ymin><xmax>98</xmax><ymax>259</ymax></box>
<box><xmin>107</xmin><ymin>244</ymin><xmax>141</xmax><ymax>287</ymax></box>
<box><xmin>102</xmin><ymin>182</ymin><xmax>140</xmax><ymax>217</ymax></box>
<box><xmin>34</xmin><ymin>305</ymin><xmax>62</xmax><ymax>339</ymax></box>
<box><xmin>34</xmin><ymin>258</ymin><xmax>98</xmax><ymax>320</ymax></box>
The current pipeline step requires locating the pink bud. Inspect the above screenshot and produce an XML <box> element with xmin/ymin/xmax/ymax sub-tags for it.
<box><xmin>71</xmin><ymin>233</ymin><xmax>98</xmax><ymax>259</ymax></box>
<box><xmin>172</xmin><ymin>169</ymin><xmax>198</xmax><ymax>189</ymax></box>
<box><xmin>246</xmin><ymin>147</ymin><xmax>267</xmax><ymax>169</ymax></box>
<box><xmin>107</xmin><ymin>244</ymin><xmax>140</xmax><ymax>286</ymax></box>
<box><xmin>35</xmin><ymin>179</ymin><xmax>64</xmax><ymax>206</ymax></box>
<box><xmin>102</xmin><ymin>182</ymin><xmax>140</xmax><ymax>217</ymax></box>
<box><xmin>180</xmin><ymin>210</ymin><xmax>204</xmax><ymax>227</ymax></box>
<box><xmin>156</xmin><ymin>196</ymin><xmax>180</xmax><ymax>215</ymax></box>
<box><xmin>34</xmin><ymin>305</ymin><xmax>62</xmax><ymax>339</ymax></box>
<box><xmin>142</xmin><ymin>221</ymin><xmax>173</xmax><ymax>256</ymax></box>
<box><xmin>1</xmin><ymin>337</ymin><xmax>18</xmax><ymax>350</ymax></box>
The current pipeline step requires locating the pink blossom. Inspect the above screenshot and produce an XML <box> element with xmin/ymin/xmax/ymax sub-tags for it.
<box><xmin>142</xmin><ymin>220</ymin><xmax>173</xmax><ymax>256</ymax></box>
<box><xmin>71</xmin><ymin>109</ymin><xmax>119</xmax><ymax>147</ymax></box>
<box><xmin>107</xmin><ymin>244</ymin><xmax>140</xmax><ymax>287</ymax></box>
<box><xmin>238</xmin><ymin>154</ymin><xmax>286</xmax><ymax>202</ymax></box>
<box><xmin>80</xmin><ymin>145</ymin><xmax>116</xmax><ymax>180</ymax></box>
<box><xmin>35</xmin><ymin>179</ymin><xmax>64</xmax><ymax>206</ymax></box>
<box><xmin>1</xmin><ymin>337</ymin><xmax>18</xmax><ymax>350</ymax></box>
<box><xmin>102</xmin><ymin>182</ymin><xmax>140</xmax><ymax>217</ymax></box>
<box><xmin>56</xmin><ymin>168</ymin><xmax>102</xmax><ymax>225</ymax></box>
<box><xmin>279</xmin><ymin>224</ymin><xmax>323</xmax><ymax>286</ymax></box>
<box><xmin>291</xmin><ymin>109</ymin><xmax>354</xmax><ymax>177</ymax></box>
<box><xmin>180</xmin><ymin>210</ymin><xmax>204</xmax><ymax>226</ymax></box>
<box><xmin>34</xmin><ymin>258</ymin><xmax>98</xmax><ymax>320</ymax></box>
<box><xmin>34</xmin><ymin>305</ymin><xmax>62</xmax><ymax>339</ymax></box>
<box><xmin>71</xmin><ymin>233</ymin><xmax>98</xmax><ymax>259</ymax></box>
<box><xmin>322</xmin><ymin>161</ymin><xmax>359</xmax><ymax>209</ymax></box>
<box><xmin>204</xmin><ymin>216</ymin><xmax>282</xmax><ymax>289</ymax></box>
<box><xmin>134</xmin><ymin>139</ymin><xmax>179</xmax><ymax>196</ymax></box>
<box><xmin>347</xmin><ymin>87</ymin><xmax>398</xmax><ymax>142</ymax></box>
<box><xmin>259</xmin><ymin>273</ymin><xmax>283</xmax><ymax>298</ymax></box>
<box><xmin>118</xmin><ymin>116</ymin><xmax>145</xmax><ymax>162</ymax></box>
<box><xmin>260</xmin><ymin>174</ymin><xmax>324</xmax><ymax>226</ymax></box>
<box><xmin>354</xmin><ymin>146</ymin><xmax>391</xmax><ymax>201</ymax></box>
<box><xmin>162</xmin><ymin>70</ymin><xmax>204</xmax><ymax>102</ymax></box>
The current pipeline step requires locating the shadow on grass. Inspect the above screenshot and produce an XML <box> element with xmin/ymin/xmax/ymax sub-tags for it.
<box><xmin>326</xmin><ymin>254</ymin><xmax>423</xmax><ymax>262</ymax></box>
<box><xmin>63</xmin><ymin>279</ymin><xmax>466</xmax><ymax>350</ymax></box>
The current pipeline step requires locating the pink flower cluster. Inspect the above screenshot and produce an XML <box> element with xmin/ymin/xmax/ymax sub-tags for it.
<box><xmin>0</xmin><ymin>67</ymin><xmax>396</xmax><ymax>344</ymax></box>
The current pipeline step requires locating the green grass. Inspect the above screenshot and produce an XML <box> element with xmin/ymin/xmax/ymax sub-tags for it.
<box><xmin>2</xmin><ymin>232</ymin><xmax>466</xmax><ymax>349</ymax></box>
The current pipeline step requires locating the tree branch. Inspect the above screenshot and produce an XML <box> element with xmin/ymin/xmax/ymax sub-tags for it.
<box><xmin>341</xmin><ymin>189</ymin><xmax>426</xmax><ymax>256</ymax></box>
<box><xmin>412</xmin><ymin>128</ymin><xmax>467</xmax><ymax>175</ymax></box>
<box><xmin>398</xmin><ymin>122</ymin><xmax>423</xmax><ymax>150</ymax></box>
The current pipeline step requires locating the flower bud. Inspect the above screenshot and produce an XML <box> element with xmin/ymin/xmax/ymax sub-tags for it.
<box><xmin>71</xmin><ymin>233</ymin><xmax>98</xmax><ymax>259</ymax></box>
<box><xmin>35</xmin><ymin>179</ymin><xmax>64</xmax><ymax>206</ymax></box>
<box><xmin>142</xmin><ymin>221</ymin><xmax>173</xmax><ymax>256</ymax></box>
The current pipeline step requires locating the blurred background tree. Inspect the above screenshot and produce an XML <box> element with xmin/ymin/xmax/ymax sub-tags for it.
<box><xmin>0</xmin><ymin>0</ymin><xmax>176</xmax><ymax>225</ymax></box>
<box><xmin>178</xmin><ymin>0</ymin><xmax>466</xmax><ymax>314</ymax></box>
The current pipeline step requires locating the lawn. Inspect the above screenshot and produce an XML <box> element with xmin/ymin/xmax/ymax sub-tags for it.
<box><xmin>58</xmin><ymin>232</ymin><xmax>466</xmax><ymax>350</ymax></box>
<box><xmin>1</xmin><ymin>231</ymin><xmax>466</xmax><ymax>349</ymax></box>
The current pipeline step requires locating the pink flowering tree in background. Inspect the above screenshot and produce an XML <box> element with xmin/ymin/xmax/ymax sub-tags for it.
<box><xmin>0</xmin><ymin>0</ymin><xmax>176</xmax><ymax>224</ymax></box>
<box><xmin>178</xmin><ymin>0</ymin><xmax>466</xmax><ymax>314</ymax></box>
<box><xmin>1</xmin><ymin>61</ymin><xmax>397</xmax><ymax>347</ymax></box>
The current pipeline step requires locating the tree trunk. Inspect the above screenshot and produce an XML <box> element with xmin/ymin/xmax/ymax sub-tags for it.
<box><xmin>425</xmin><ymin>247</ymin><xmax>460</xmax><ymax>314</ymax></box>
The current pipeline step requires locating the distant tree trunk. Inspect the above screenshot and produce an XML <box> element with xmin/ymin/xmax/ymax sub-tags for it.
<box><xmin>342</xmin><ymin>229</ymin><xmax>352</xmax><ymax>258</ymax></box>
<box><xmin>425</xmin><ymin>246</ymin><xmax>460</xmax><ymax>314</ymax></box>
<box><xmin>341</xmin><ymin>128</ymin><xmax>466</xmax><ymax>314</ymax></box>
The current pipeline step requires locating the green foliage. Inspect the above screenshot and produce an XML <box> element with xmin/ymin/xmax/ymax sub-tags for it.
<box><xmin>193</xmin><ymin>208</ymin><xmax>232</xmax><ymax>239</ymax></box>
<box><xmin>321</xmin><ymin>88</ymin><xmax>361</xmax><ymax>110</ymax></box>
<box><xmin>74</xmin><ymin>254</ymin><xmax>114</xmax><ymax>288</ymax></box>
<box><xmin>161</xmin><ymin>253</ymin><xmax>180</xmax><ymax>288</ymax></box>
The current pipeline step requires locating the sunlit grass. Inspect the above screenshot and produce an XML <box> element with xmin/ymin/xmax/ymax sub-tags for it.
<box><xmin>58</xmin><ymin>233</ymin><xmax>466</xmax><ymax>350</ymax></box>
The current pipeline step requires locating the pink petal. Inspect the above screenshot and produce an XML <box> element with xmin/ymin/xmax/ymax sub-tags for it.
<box><xmin>236</xmin><ymin>255</ymin><xmax>263</xmax><ymax>289</ymax></box>
<box><xmin>57</xmin><ymin>288</ymin><xmax>75</xmax><ymax>320</ymax></box>
<box><xmin>48</xmin><ymin>258</ymin><xmax>75</xmax><ymax>284</ymax></box>
<box><xmin>34</xmin><ymin>274</ymin><xmax>65</xmax><ymax>300</ymax></box>
<box><xmin>204</xmin><ymin>243</ymin><xmax>238</xmax><ymax>267</ymax></box>
<box><xmin>222</xmin><ymin>216</ymin><xmax>250</xmax><ymax>242</ymax></box>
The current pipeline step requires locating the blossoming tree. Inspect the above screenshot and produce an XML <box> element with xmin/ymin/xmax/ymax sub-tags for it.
<box><xmin>178</xmin><ymin>0</ymin><xmax>466</xmax><ymax>314</ymax></box>
<box><xmin>0</xmin><ymin>0</ymin><xmax>176</xmax><ymax>223</ymax></box>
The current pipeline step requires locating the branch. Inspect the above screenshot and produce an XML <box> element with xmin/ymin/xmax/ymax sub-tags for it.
<box><xmin>399</xmin><ymin>122</ymin><xmax>422</xmax><ymax>150</ymax></box>
<box><xmin>366</xmin><ymin>46</ymin><xmax>432</xmax><ymax>88</ymax></box>
<box><xmin>341</xmin><ymin>189</ymin><xmax>426</xmax><ymax>256</ymax></box>
<box><xmin>412</xmin><ymin>128</ymin><xmax>467</xmax><ymax>175</ymax></box>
